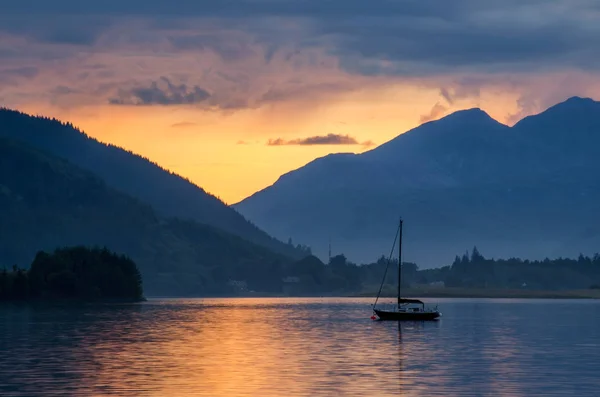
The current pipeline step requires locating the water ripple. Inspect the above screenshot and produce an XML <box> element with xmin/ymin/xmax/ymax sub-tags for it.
<box><xmin>1</xmin><ymin>298</ymin><xmax>599</xmax><ymax>396</ymax></box>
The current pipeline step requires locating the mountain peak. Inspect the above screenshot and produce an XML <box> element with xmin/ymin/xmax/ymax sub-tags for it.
<box><xmin>415</xmin><ymin>106</ymin><xmax>503</xmax><ymax>134</ymax></box>
<box><xmin>435</xmin><ymin>107</ymin><xmax>496</xmax><ymax>124</ymax></box>
<box><xmin>514</xmin><ymin>96</ymin><xmax>600</xmax><ymax>129</ymax></box>
<box><xmin>449</xmin><ymin>107</ymin><xmax>487</xmax><ymax>115</ymax></box>
<box><xmin>562</xmin><ymin>96</ymin><xmax>596</xmax><ymax>104</ymax></box>
<box><xmin>361</xmin><ymin>106</ymin><xmax>507</xmax><ymax>160</ymax></box>
<box><xmin>234</xmin><ymin>95</ymin><xmax>600</xmax><ymax>266</ymax></box>
<box><xmin>549</xmin><ymin>96</ymin><xmax>598</xmax><ymax>111</ymax></box>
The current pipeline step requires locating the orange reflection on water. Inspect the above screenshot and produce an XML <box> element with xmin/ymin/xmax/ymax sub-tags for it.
<box><xmin>2</xmin><ymin>298</ymin><xmax>599</xmax><ymax>396</ymax></box>
<box><xmin>65</xmin><ymin>298</ymin><xmax>429</xmax><ymax>396</ymax></box>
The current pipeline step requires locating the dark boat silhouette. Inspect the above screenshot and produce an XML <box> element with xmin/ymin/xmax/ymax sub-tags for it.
<box><xmin>372</xmin><ymin>219</ymin><xmax>441</xmax><ymax>321</ymax></box>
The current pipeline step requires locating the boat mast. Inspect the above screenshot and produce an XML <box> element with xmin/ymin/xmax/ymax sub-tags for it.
<box><xmin>398</xmin><ymin>218</ymin><xmax>403</xmax><ymax>307</ymax></box>
<box><xmin>373</xmin><ymin>221</ymin><xmax>401</xmax><ymax>311</ymax></box>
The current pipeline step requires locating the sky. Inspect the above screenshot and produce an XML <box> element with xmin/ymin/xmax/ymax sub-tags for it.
<box><xmin>2</xmin><ymin>1</ymin><xmax>600</xmax><ymax>203</ymax></box>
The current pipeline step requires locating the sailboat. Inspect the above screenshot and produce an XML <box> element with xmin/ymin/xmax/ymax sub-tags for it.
<box><xmin>372</xmin><ymin>219</ymin><xmax>441</xmax><ymax>321</ymax></box>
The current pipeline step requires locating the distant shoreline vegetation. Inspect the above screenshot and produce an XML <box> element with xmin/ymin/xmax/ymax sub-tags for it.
<box><xmin>267</xmin><ymin>247</ymin><xmax>600</xmax><ymax>298</ymax></box>
<box><xmin>0</xmin><ymin>246</ymin><xmax>144</xmax><ymax>302</ymax></box>
<box><xmin>352</xmin><ymin>287</ymin><xmax>600</xmax><ymax>300</ymax></box>
<box><xmin>3</xmin><ymin>245</ymin><xmax>599</xmax><ymax>300</ymax></box>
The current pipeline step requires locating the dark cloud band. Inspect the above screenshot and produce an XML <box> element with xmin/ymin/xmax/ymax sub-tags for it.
<box><xmin>1</xmin><ymin>0</ymin><xmax>599</xmax><ymax>113</ymax></box>
<box><xmin>1</xmin><ymin>1</ymin><xmax>597</xmax><ymax>77</ymax></box>
<box><xmin>109</xmin><ymin>77</ymin><xmax>211</xmax><ymax>106</ymax></box>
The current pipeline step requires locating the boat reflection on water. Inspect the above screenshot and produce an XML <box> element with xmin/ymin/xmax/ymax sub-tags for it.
<box><xmin>392</xmin><ymin>320</ymin><xmax>441</xmax><ymax>395</ymax></box>
<box><xmin>398</xmin><ymin>322</ymin><xmax>404</xmax><ymax>394</ymax></box>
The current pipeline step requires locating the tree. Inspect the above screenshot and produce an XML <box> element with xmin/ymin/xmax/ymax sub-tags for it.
<box><xmin>401</xmin><ymin>262</ymin><xmax>419</xmax><ymax>287</ymax></box>
<box><xmin>329</xmin><ymin>254</ymin><xmax>347</xmax><ymax>267</ymax></box>
<box><xmin>1</xmin><ymin>246</ymin><xmax>144</xmax><ymax>301</ymax></box>
<box><xmin>452</xmin><ymin>255</ymin><xmax>461</xmax><ymax>268</ymax></box>
<box><xmin>376</xmin><ymin>255</ymin><xmax>388</xmax><ymax>266</ymax></box>
<box><xmin>471</xmin><ymin>246</ymin><xmax>484</xmax><ymax>262</ymax></box>
<box><xmin>0</xmin><ymin>268</ymin><xmax>9</xmax><ymax>299</ymax></box>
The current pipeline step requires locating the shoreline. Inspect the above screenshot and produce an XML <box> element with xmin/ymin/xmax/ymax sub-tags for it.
<box><xmin>144</xmin><ymin>288</ymin><xmax>600</xmax><ymax>300</ymax></box>
<box><xmin>351</xmin><ymin>287</ymin><xmax>600</xmax><ymax>299</ymax></box>
<box><xmin>5</xmin><ymin>292</ymin><xmax>599</xmax><ymax>301</ymax></box>
<box><xmin>0</xmin><ymin>297</ymin><xmax>146</xmax><ymax>305</ymax></box>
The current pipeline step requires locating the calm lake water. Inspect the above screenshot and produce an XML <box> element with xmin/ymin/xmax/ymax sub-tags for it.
<box><xmin>1</xmin><ymin>297</ymin><xmax>599</xmax><ymax>396</ymax></box>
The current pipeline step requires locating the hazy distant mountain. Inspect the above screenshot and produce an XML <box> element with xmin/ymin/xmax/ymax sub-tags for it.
<box><xmin>234</xmin><ymin>97</ymin><xmax>600</xmax><ymax>266</ymax></box>
<box><xmin>0</xmin><ymin>137</ymin><xmax>291</xmax><ymax>295</ymax></box>
<box><xmin>0</xmin><ymin>108</ymin><xmax>306</xmax><ymax>259</ymax></box>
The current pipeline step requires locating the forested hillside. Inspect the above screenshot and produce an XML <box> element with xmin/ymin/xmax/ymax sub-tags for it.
<box><xmin>0</xmin><ymin>108</ymin><xmax>307</xmax><ymax>259</ymax></box>
<box><xmin>0</xmin><ymin>137</ymin><xmax>292</xmax><ymax>296</ymax></box>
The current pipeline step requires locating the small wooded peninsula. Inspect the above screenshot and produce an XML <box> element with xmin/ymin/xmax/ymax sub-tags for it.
<box><xmin>0</xmin><ymin>246</ymin><xmax>144</xmax><ymax>302</ymax></box>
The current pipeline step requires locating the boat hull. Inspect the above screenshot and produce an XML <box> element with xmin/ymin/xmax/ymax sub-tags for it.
<box><xmin>374</xmin><ymin>309</ymin><xmax>440</xmax><ymax>321</ymax></box>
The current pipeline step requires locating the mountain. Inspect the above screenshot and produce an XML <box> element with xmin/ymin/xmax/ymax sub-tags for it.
<box><xmin>0</xmin><ymin>137</ymin><xmax>292</xmax><ymax>296</ymax></box>
<box><xmin>234</xmin><ymin>96</ymin><xmax>600</xmax><ymax>266</ymax></box>
<box><xmin>0</xmin><ymin>108</ymin><xmax>306</xmax><ymax>259</ymax></box>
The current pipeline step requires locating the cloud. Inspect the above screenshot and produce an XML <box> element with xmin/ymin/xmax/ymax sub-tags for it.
<box><xmin>171</xmin><ymin>121</ymin><xmax>198</xmax><ymax>128</ymax></box>
<box><xmin>439</xmin><ymin>79</ymin><xmax>482</xmax><ymax>105</ymax></box>
<box><xmin>2</xmin><ymin>1</ymin><xmax>599</xmax><ymax>77</ymax></box>
<box><xmin>0</xmin><ymin>66</ymin><xmax>39</xmax><ymax>85</ymax></box>
<box><xmin>267</xmin><ymin>134</ymin><xmax>374</xmax><ymax>146</ymax></box>
<box><xmin>419</xmin><ymin>102</ymin><xmax>448</xmax><ymax>123</ymax></box>
<box><xmin>0</xmin><ymin>15</ymin><xmax>113</xmax><ymax>46</ymax></box>
<box><xmin>506</xmin><ymin>94</ymin><xmax>541</xmax><ymax>125</ymax></box>
<box><xmin>167</xmin><ymin>32</ymin><xmax>258</xmax><ymax>62</ymax></box>
<box><xmin>259</xmin><ymin>82</ymin><xmax>352</xmax><ymax>104</ymax></box>
<box><xmin>109</xmin><ymin>77</ymin><xmax>211</xmax><ymax>106</ymax></box>
<box><xmin>0</xmin><ymin>0</ymin><xmax>557</xmax><ymax>20</ymax></box>
<box><xmin>50</xmin><ymin>85</ymin><xmax>78</xmax><ymax>95</ymax></box>
<box><xmin>0</xmin><ymin>0</ymin><xmax>444</xmax><ymax>17</ymax></box>
<box><xmin>361</xmin><ymin>140</ymin><xmax>375</xmax><ymax>148</ymax></box>
<box><xmin>504</xmin><ymin>72</ymin><xmax>600</xmax><ymax>125</ymax></box>
<box><xmin>1</xmin><ymin>66</ymin><xmax>38</xmax><ymax>78</ymax></box>
<box><xmin>2</xmin><ymin>0</ymin><xmax>600</xmax><ymax>117</ymax></box>
<box><xmin>315</xmin><ymin>1</ymin><xmax>600</xmax><ymax>76</ymax></box>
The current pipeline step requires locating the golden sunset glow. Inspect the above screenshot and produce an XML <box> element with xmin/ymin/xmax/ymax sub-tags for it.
<box><xmin>3</xmin><ymin>4</ymin><xmax>600</xmax><ymax>203</ymax></box>
<box><xmin>8</xmin><ymin>85</ymin><xmax>551</xmax><ymax>203</ymax></box>
<box><xmin>2</xmin><ymin>2</ymin><xmax>599</xmax><ymax>395</ymax></box>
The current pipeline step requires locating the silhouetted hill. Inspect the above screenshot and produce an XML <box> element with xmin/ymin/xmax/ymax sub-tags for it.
<box><xmin>0</xmin><ymin>137</ymin><xmax>292</xmax><ymax>295</ymax></box>
<box><xmin>0</xmin><ymin>108</ymin><xmax>306</xmax><ymax>259</ymax></box>
<box><xmin>235</xmin><ymin>97</ymin><xmax>600</xmax><ymax>265</ymax></box>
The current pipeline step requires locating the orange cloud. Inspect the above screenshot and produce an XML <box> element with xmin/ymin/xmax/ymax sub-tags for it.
<box><xmin>267</xmin><ymin>134</ymin><xmax>373</xmax><ymax>146</ymax></box>
<box><xmin>419</xmin><ymin>102</ymin><xmax>448</xmax><ymax>123</ymax></box>
<box><xmin>171</xmin><ymin>121</ymin><xmax>198</xmax><ymax>128</ymax></box>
